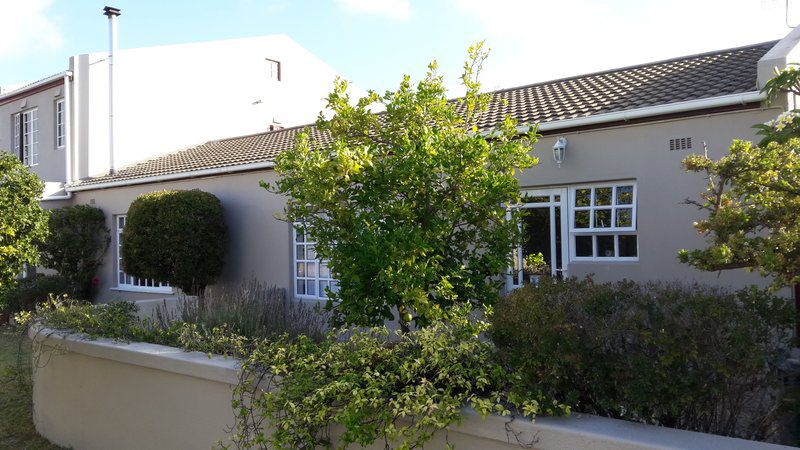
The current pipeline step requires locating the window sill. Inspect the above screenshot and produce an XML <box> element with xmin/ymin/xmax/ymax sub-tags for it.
<box><xmin>111</xmin><ymin>286</ymin><xmax>174</xmax><ymax>294</ymax></box>
<box><xmin>570</xmin><ymin>258</ymin><xmax>639</xmax><ymax>263</ymax></box>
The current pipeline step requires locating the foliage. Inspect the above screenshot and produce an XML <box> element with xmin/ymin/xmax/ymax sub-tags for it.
<box><xmin>491</xmin><ymin>278</ymin><xmax>795</xmax><ymax>441</ymax></box>
<box><xmin>681</xmin><ymin>65</ymin><xmax>800</xmax><ymax>288</ymax></box>
<box><xmin>231</xmin><ymin>305</ymin><xmax>568</xmax><ymax>450</ymax></box>
<box><xmin>523</xmin><ymin>252</ymin><xmax>547</xmax><ymax>276</ymax></box>
<box><xmin>1</xmin><ymin>275</ymin><xmax>76</xmax><ymax>314</ymax></box>
<box><xmin>679</xmin><ymin>139</ymin><xmax>800</xmax><ymax>289</ymax></box>
<box><xmin>121</xmin><ymin>189</ymin><xmax>227</xmax><ymax>295</ymax></box>
<box><xmin>156</xmin><ymin>279</ymin><xmax>329</xmax><ymax>343</ymax></box>
<box><xmin>37</xmin><ymin>205</ymin><xmax>109</xmax><ymax>299</ymax></box>
<box><xmin>267</xmin><ymin>42</ymin><xmax>538</xmax><ymax>331</ymax></box>
<box><xmin>0</xmin><ymin>153</ymin><xmax>49</xmax><ymax>291</ymax></box>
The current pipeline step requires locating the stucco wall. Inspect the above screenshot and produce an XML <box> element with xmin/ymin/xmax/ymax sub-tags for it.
<box><xmin>30</xmin><ymin>327</ymin><xmax>795</xmax><ymax>450</ymax></box>
<box><xmin>71</xmin><ymin>107</ymin><xmax>791</xmax><ymax>303</ymax></box>
<box><xmin>0</xmin><ymin>83</ymin><xmax>67</xmax><ymax>185</ymax></box>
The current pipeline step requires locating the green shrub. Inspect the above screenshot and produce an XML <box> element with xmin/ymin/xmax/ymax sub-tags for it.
<box><xmin>1</xmin><ymin>275</ymin><xmax>76</xmax><ymax>314</ymax></box>
<box><xmin>491</xmin><ymin>278</ymin><xmax>796</xmax><ymax>441</ymax></box>
<box><xmin>38</xmin><ymin>205</ymin><xmax>109</xmax><ymax>299</ymax></box>
<box><xmin>121</xmin><ymin>189</ymin><xmax>227</xmax><ymax>295</ymax></box>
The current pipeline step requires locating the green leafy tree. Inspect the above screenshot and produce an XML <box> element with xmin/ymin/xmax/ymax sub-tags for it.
<box><xmin>267</xmin><ymin>43</ymin><xmax>538</xmax><ymax>331</ymax></box>
<box><xmin>121</xmin><ymin>189</ymin><xmax>227</xmax><ymax>295</ymax></box>
<box><xmin>38</xmin><ymin>205</ymin><xmax>109</xmax><ymax>299</ymax></box>
<box><xmin>680</xmin><ymin>66</ymin><xmax>800</xmax><ymax>289</ymax></box>
<box><xmin>0</xmin><ymin>153</ymin><xmax>49</xmax><ymax>291</ymax></box>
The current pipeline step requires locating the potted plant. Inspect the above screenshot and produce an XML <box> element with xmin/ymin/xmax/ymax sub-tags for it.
<box><xmin>523</xmin><ymin>252</ymin><xmax>549</xmax><ymax>286</ymax></box>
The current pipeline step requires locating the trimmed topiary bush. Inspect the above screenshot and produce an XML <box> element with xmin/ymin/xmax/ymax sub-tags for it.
<box><xmin>491</xmin><ymin>278</ymin><xmax>796</xmax><ymax>442</ymax></box>
<box><xmin>121</xmin><ymin>189</ymin><xmax>227</xmax><ymax>295</ymax></box>
<box><xmin>38</xmin><ymin>205</ymin><xmax>109</xmax><ymax>299</ymax></box>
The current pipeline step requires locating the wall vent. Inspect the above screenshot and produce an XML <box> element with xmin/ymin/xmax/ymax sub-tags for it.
<box><xmin>669</xmin><ymin>137</ymin><xmax>692</xmax><ymax>151</ymax></box>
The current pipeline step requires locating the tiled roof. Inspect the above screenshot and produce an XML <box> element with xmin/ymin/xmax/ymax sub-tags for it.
<box><xmin>71</xmin><ymin>40</ymin><xmax>777</xmax><ymax>188</ymax></box>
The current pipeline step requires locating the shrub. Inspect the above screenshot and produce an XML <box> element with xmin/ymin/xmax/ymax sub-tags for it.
<box><xmin>38</xmin><ymin>205</ymin><xmax>109</xmax><ymax>299</ymax></box>
<box><xmin>491</xmin><ymin>278</ymin><xmax>796</xmax><ymax>441</ymax></box>
<box><xmin>0</xmin><ymin>275</ymin><xmax>76</xmax><ymax>314</ymax></box>
<box><xmin>121</xmin><ymin>189</ymin><xmax>227</xmax><ymax>295</ymax></box>
<box><xmin>175</xmin><ymin>279</ymin><xmax>328</xmax><ymax>342</ymax></box>
<box><xmin>0</xmin><ymin>153</ymin><xmax>49</xmax><ymax>291</ymax></box>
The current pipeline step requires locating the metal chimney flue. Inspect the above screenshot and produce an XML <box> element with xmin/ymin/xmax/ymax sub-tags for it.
<box><xmin>103</xmin><ymin>6</ymin><xmax>120</xmax><ymax>175</ymax></box>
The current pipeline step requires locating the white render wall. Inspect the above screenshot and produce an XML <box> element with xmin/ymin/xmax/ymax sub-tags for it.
<box><xmin>69</xmin><ymin>35</ymin><xmax>357</xmax><ymax>179</ymax></box>
<box><xmin>30</xmin><ymin>326</ymin><xmax>797</xmax><ymax>450</ymax></box>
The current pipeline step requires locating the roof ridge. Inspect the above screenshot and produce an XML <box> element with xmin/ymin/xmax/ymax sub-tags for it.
<box><xmin>480</xmin><ymin>40</ymin><xmax>779</xmax><ymax>97</ymax></box>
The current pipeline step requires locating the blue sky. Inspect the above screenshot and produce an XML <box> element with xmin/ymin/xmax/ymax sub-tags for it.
<box><xmin>0</xmin><ymin>0</ymin><xmax>795</xmax><ymax>96</ymax></box>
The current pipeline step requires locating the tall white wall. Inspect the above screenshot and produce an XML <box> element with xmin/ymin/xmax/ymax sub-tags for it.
<box><xmin>72</xmin><ymin>35</ymin><xmax>356</xmax><ymax>179</ymax></box>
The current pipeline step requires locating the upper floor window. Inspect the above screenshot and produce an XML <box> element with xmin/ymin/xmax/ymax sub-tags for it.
<box><xmin>115</xmin><ymin>215</ymin><xmax>172</xmax><ymax>293</ymax></box>
<box><xmin>266</xmin><ymin>58</ymin><xmax>281</xmax><ymax>81</ymax></box>
<box><xmin>13</xmin><ymin>108</ymin><xmax>38</xmax><ymax>166</ymax></box>
<box><xmin>55</xmin><ymin>99</ymin><xmax>65</xmax><ymax>149</ymax></box>
<box><xmin>293</xmin><ymin>226</ymin><xmax>337</xmax><ymax>300</ymax></box>
<box><xmin>569</xmin><ymin>182</ymin><xmax>638</xmax><ymax>261</ymax></box>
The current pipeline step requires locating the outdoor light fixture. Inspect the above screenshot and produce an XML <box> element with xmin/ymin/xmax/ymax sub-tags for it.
<box><xmin>552</xmin><ymin>137</ymin><xmax>567</xmax><ymax>167</ymax></box>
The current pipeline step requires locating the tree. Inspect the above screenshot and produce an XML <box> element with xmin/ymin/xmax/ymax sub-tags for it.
<box><xmin>680</xmin><ymin>66</ymin><xmax>800</xmax><ymax>290</ymax></box>
<box><xmin>0</xmin><ymin>153</ymin><xmax>49</xmax><ymax>290</ymax></box>
<box><xmin>121</xmin><ymin>189</ymin><xmax>227</xmax><ymax>295</ymax></box>
<box><xmin>267</xmin><ymin>43</ymin><xmax>538</xmax><ymax>331</ymax></box>
<box><xmin>38</xmin><ymin>205</ymin><xmax>109</xmax><ymax>299</ymax></box>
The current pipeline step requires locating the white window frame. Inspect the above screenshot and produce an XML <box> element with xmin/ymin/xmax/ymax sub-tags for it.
<box><xmin>55</xmin><ymin>99</ymin><xmax>65</xmax><ymax>149</ymax></box>
<box><xmin>293</xmin><ymin>225</ymin><xmax>337</xmax><ymax>301</ymax></box>
<box><xmin>13</xmin><ymin>108</ymin><xmax>38</xmax><ymax>166</ymax></box>
<box><xmin>266</xmin><ymin>58</ymin><xmax>281</xmax><ymax>81</ymax></box>
<box><xmin>114</xmin><ymin>215</ymin><xmax>172</xmax><ymax>293</ymax></box>
<box><xmin>568</xmin><ymin>181</ymin><xmax>639</xmax><ymax>262</ymax></box>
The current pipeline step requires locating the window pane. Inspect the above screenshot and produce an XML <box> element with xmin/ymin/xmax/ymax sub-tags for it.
<box><xmin>307</xmin><ymin>262</ymin><xmax>317</xmax><ymax>278</ymax></box>
<box><xmin>306</xmin><ymin>280</ymin><xmax>317</xmax><ymax>296</ymax></box>
<box><xmin>295</xmin><ymin>230</ymin><xmax>305</xmax><ymax>242</ymax></box>
<box><xmin>307</xmin><ymin>245</ymin><xmax>317</xmax><ymax>260</ymax></box>
<box><xmin>296</xmin><ymin>262</ymin><xmax>305</xmax><ymax>277</ymax></box>
<box><xmin>616</xmin><ymin>185</ymin><xmax>633</xmax><ymax>205</ymax></box>
<box><xmin>574</xmin><ymin>210</ymin><xmax>590</xmax><ymax>228</ymax></box>
<box><xmin>594</xmin><ymin>209</ymin><xmax>612</xmax><ymax>228</ymax></box>
<box><xmin>296</xmin><ymin>280</ymin><xmax>306</xmax><ymax>295</ymax></box>
<box><xmin>319</xmin><ymin>280</ymin><xmax>329</xmax><ymax>295</ymax></box>
<box><xmin>330</xmin><ymin>280</ymin><xmax>339</xmax><ymax>293</ymax></box>
<box><xmin>522</xmin><ymin>194</ymin><xmax>549</xmax><ymax>203</ymax></box>
<box><xmin>619</xmin><ymin>235</ymin><xmax>637</xmax><ymax>257</ymax></box>
<box><xmin>575</xmin><ymin>189</ymin><xmax>591</xmax><ymax>207</ymax></box>
<box><xmin>615</xmin><ymin>208</ymin><xmax>633</xmax><ymax>227</ymax></box>
<box><xmin>554</xmin><ymin>195</ymin><xmax>560</xmax><ymax>202</ymax></box>
<box><xmin>575</xmin><ymin>235</ymin><xmax>593</xmax><ymax>257</ymax></box>
<box><xmin>320</xmin><ymin>263</ymin><xmax>330</xmax><ymax>278</ymax></box>
<box><xmin>596</xmin><ymin>235</ymin><xmax>615</xmax><ymax>257</ymax></box>
<box><xmin>595</xmin><ymin>187</ymin><xmax>612</xmax><ymax>206</ymax></box>
<box><xmin>296</xmin><ymin>245</ymin><xmax>305</xmax><ymax>260</ymax></box>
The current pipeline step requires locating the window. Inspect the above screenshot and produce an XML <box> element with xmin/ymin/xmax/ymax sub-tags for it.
<box><xmin>293</xmin><ymin>226</ymin><xmax>337</xmax><ymax>300</ymax></box>
<box><xmin>569</xmin><ymin>182</ymin><xmax>638</xmax><ymax>261</ymax></box>
<box><xmin>115</xmin><ymin>215</ymin><xmax>172</xmax><ymax>293</ymax></box>
<box><xmin>13</xmin><ymin>108</ymin><xmax>38</xmax><ymax>166</ymax></box>
<box><xmin>55</xmin><ymin>99</ymin><xmax>65</xmax><ymax>149</ymax></box>
<box><xmin>266</xmin><ymin>58</ymin><xmax>281</xmax><ymax>81</ymax></box>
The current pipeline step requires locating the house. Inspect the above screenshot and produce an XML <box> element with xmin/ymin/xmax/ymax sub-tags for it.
<box><xmin>0</xmin><ymin>8</ymin><xmax>359</xmax><ymax>203</ymax></box>
<box><xmin>49</xmin><ymin>28</ymin><xmax>800</xmax><ymax>302</ymax></box>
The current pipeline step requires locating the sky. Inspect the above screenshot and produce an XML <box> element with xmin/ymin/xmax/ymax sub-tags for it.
<box><xmin>0</xmin><ymin>0</ymin><xmax>796</xmax><ymax>97</ymax></box>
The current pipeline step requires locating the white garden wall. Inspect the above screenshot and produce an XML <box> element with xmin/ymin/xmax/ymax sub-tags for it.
<box><xmin>29</xmin><ymin>327</ymin><xmax>797</xmax><ymax>450</ymax></box>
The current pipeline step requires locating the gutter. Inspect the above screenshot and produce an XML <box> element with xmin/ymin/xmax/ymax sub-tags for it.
<box><xmin>67</xmin><ymin>91</ymin><xmax>768</xmax><ymax>193</ymax></box>
<box><xmin>66</xmin><ymin>160</ymin><xmax>277</xmax><ymax>192</ymax></box>
<box><xmin>0</xmin><ymin>72</ymin><xmax>66</xmax><ymax>105</ymax></box>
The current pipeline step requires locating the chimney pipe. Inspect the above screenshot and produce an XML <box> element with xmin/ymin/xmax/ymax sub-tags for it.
<box><xmin>103</xmin><ymin>6</ymin><xmax>120</xmax><ymax>175</ymax></box>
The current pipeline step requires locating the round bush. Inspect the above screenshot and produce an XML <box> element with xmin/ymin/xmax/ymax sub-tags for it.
<box><xmin>121</xmin><ymin>189</ymin><xmax>227</xmax><ymax>295</ymax></box>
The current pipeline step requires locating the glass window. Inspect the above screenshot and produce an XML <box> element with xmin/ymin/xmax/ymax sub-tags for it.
<box><xmin>293</xmin><ymin>226</ymin><xmax>337</xmax><ymax>300</ymax></box>
<box><xmin>55</xmin><ymin>99</ymin><xmax>65</xmax><ymax>149</ymax></box>
<box><xmin>13</xmin><ymin>109</ymin><xmax>38</xmax><ymax>166</ymax></box>
<box><xmin>266</xmin><ymin>58</ymin><xmax>281</xmax><ymax>81</ymax></box>
<box><xmin>570</xmin><ymin>183</ymin><xmax>638</xmax><ymax>260</ymax></box>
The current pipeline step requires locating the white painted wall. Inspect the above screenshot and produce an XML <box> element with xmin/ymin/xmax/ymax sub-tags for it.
<box><xmin>68</xmin><ymin>34</ymin><xmax>359</xmax><ymax>179</ymax></box>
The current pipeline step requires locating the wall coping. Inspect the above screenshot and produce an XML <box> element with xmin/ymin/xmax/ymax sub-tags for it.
<box><xmin>29</xmin><ymin>325</ymin><xmax>796</xmax><ymax>450</ymax></box>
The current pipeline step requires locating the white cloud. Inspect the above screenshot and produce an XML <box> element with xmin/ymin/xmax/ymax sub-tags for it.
<box><xmin>0</xmin><ymin>0</ymin><xmax>62</xmax><ymax>60</ymax></box>
<box><xmin>336</xmin><ymin>0</ymin><xmax>412</xmax><ymax>20</ymax></box>
<box><xmin>454</xmin><ymin>0</ymin><xmax>789</xmax><ymax>92</ymax></box>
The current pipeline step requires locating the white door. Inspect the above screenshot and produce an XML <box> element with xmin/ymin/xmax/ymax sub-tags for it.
<box><xmin>507</xmin><ymin>188</ymin><xmax>569</xmax><ymax>290</ymax></box>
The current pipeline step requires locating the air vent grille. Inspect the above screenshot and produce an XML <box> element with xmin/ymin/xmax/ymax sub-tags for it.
<box><xmin>669</xmin><ymin>137</ymin><xmax>692</xmax><ymax>151</ymax></box>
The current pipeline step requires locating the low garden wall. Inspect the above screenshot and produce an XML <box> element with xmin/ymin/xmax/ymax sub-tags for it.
<box><xmin>28</xmin><ymin>327</ymin><xmax>797</xmax><ymax>450</ymax></box>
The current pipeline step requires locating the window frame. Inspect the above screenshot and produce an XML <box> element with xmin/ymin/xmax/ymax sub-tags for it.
<box><xmin>114</xmin><ymin>215</ymin><xmax>173</xmax><ymax>294</ymax></box>
<box><xmin>13</xmin><ymin>108</ymin><xmax>39</xmax><ymax>166</ymax></box>
<box><xmin>55</xmin><ymin>99</ymin><xmax>65</xmax><ymax>149</ymax></box>
<box><xmin>266</xmin><ymin>58</ymin><xmax>281</xmax><ymax>81</ymax></box>
<box><xmin>568</xmin><ymin>181</ymin><xmax>639</xmax><ymax>262</ymax></box>
<box><xmin>292</xmin><ymin>225</ymin><xmax>337</xmax><ymax>301</ymax></box>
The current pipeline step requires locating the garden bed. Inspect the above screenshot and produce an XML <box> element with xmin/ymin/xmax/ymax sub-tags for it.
<box><xmin>28</xmin><ymin>325</ymin><xmax>796</xmax><ymax>450</ymax></box>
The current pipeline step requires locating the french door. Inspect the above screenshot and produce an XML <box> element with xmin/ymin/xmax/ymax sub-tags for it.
<box><xmin>507</xmin><ymin>188</ymin><xmax>569</xmax><ymax>290</ymax></box>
